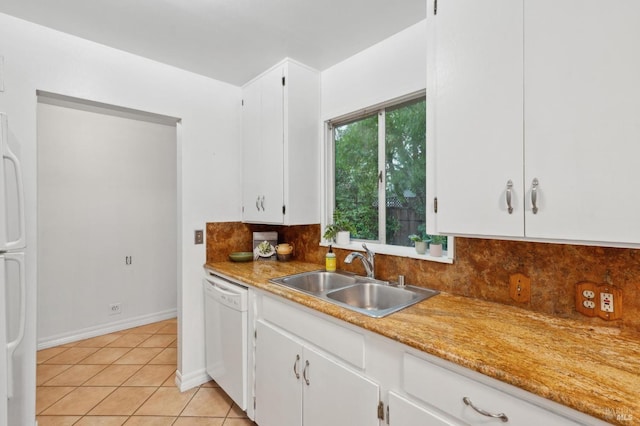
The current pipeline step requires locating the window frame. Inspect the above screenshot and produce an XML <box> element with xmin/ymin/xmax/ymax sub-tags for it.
<box><xmin>321</xmin><ymin>90</ymin><xmax>454</xmax><ymax>264</ymax></box>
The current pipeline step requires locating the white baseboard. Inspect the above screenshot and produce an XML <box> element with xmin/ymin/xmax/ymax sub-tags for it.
<box><xmin>37</xmin><ymin>308</ymin><xmax>178</xmax><ymax>350</ymax></box>
<box><xmin>175</xmin><ymin>367</ymin><xmax>211</xmax><ymax>392</ymax></box>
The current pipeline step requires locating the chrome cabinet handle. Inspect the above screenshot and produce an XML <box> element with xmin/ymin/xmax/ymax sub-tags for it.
<box><xmin>531</xmin><ymin>178</ymin><xmax>539</xmax><ymax>214</ymax></box>
<box><xmin>260</xmin><ymin>196</ymin><xmax>265</xmax><ymax>211</ymax></box>
<box><xmin>463</xmin><ymin>397</ymin><xmax>509</xmax><ymax>422</ymax></box>
<box><xmin>506</xmin><ymin>180</ymin><xmax>513</xmax><ymax>214</ymax></box>
<box><xmin>303</xmin><ymin>360</ymin><xmax>310</xmax><ymax>385</ymax></box>
<box><xmin>255</xmin><ymin>196</ymin><xmax>260</xmax><ymax>211</ymax></box>
<box><xmin>293</xmin><ymin>354</ymin><xmax>300</xmax><ymax>379</ymax></box>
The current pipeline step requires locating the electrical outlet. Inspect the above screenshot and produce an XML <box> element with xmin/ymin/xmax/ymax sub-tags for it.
<box><xmin>576</xmin><ymin>282</ymin><xmax>597</xmax><ymax>317</ymax></box>
<box><xmin>576</xmin><ymin>282</ymin><xmax>622</xmax><ymax>320</ymax></box>
<box><xmin>194</xmin><ymin>229</ymin><xmax>204</xmax><ymax>245</ymax></box>
<box><xmin>582</xmin><ymin>290</ymin><xmax>595</xmax><ymax>299</ymax></box>
<box><xmin>597</xmin><ymin>285</ymin><xmax>622</xmax><ymax>320</ymax></box>
<box><xmin>109</xmin><ymin>303</ymin><xmax>122</xmax><ymax>315</ymax></box>
<box><xmin>600</xmin><ymin>292</ymin><xmax>614</xmax><ymax>312</ymax></box>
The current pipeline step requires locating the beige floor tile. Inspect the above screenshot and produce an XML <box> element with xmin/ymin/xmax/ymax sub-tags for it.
<box><xmin>89</xmin><ymin>386</ymin><xmax>156</xmax><ymax>416</ymax></box>
<box><xmin>222</xmin><ymin>419</ymin><xmax>256</xmax><ymax>426</ymax></box>
<box><xmin>138</xmin><ymin>334</ymin><xmax>176</xmax><ymax>348</ymax></box>
<box><xmin>227</xmin><ymin>404</ymin><xmax>247</xmax><ymax>418</ymax></box>
<box><xmin>173</xmin><ymin>418</ymin><xmax>224</xmax><ymax>425</ymax></box>
<box><xmin>123</xmin><ymin>364</ymin><xmax>176</xmax><ymax>386</ymax></box>
<box><xmin>44</xmin><ymin>347</ymin><xmax>100</xmax><ymax>365</ymax></box>
<box><xmin>161</xmin><ymin>374</ymin><xmax>177</xmax><ymax>387</ymax></box>
<box><xmin>75</xmin><ymin>333</ymin><xmax>124</xmax><ymax>348</ymax></box>
<box><xmin>74</xmin><ymin>416</ymin><xmax>129</xmax><ymax>425</ymax></box>
<box><xmin>107</xmin><ymin>333</ymin><xmax>153</xmax><ymax>348</ymax></box>
<box><xmin>200</xmin><ymin>380</ymin><xmax>218</xmax><ymax>388</ymax></box>
<box><xmin>169</xmin><ymin>339</ymin><xmax>177</xmax><ymax>348</ymax></box>
<box><xmin>134</xmin><ymin>387</ymin><xmax>197</xmax><ymax>416</ymax></box>
<box><xmin>37</xmin><ymin>347</ymin><xmax>69</xmax><ymax>364</ymax></box>
<box><xmin>181</xmin><ymin>387</ymin><xmax>233</xmax><ymax>418</ymax></box>
<box><xmin>36</xmin><ymin>415</ymin><xmax>82</xmax><ymax>426</ymax></box>
<box><xmin>127</xmin><ymin>322</ymin><xmax>167</xmax><ymax>334</ymax></box>
<box><xmin>123</xmin><ymin>416</ymin><xmax>177</xmax><ymax>425</ymax></box>
<box><xmin>37</xmin><ymin>364</ymin><xmax>73</xmax><ymax>385</ymax></box>
<box><xmin>41</xmin><ymin>386</ymin><xmax>116</xmax><ymax>415</ymax></box>
<box><xmin>42</xmin><ymin>364</ymin><xmax>107</xmax><ymax>386</ymax></box>
<box><xmin>79</xmin><ymin>347</ymin><xmax>132</xmax><ymax>364</ymax></box>
<box><xmin>114</xmin><ymin>347</ymin><xmax>164</xmax><ymax>364</ymax></box>
<box><xmin>156</xmin><ymin>323</ymin><xmax>177</xmax><ymax>334</ymax></box>
<box><xmin>147</xmin><ymin>348</ymin><xmax>177</xmax><ymax>365</ymax></box>
<box><xmin>36</xmin><ymin>386</ymin><xmax>76</xmax><ymax>414</ymax></box>
<box><xmin>84</xmin><ymin>364</ymin><xmax>143</xmax><ymax>386</ymax></box>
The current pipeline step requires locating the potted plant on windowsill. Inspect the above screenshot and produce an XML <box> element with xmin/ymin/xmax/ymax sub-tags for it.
<box><xmin>323</xmin><ymin>211</ymin><xmax>356</xmax><ymax>245</ymax></box>
<box><xmin>408</xmin><ymin>234</ymin><xmax>428</xmax><ymax>255</ymax></box>
<box><xmin>429</xmin><ymin>235</ymin><xmax>447</xmax><ymax>257</ymax></box>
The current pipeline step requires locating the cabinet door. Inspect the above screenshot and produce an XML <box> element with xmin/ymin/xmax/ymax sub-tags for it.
<box><xmin>524</xmin><ymin>0</ymin><xmax>640</xmax><ymax>243</ymax></box>
<box><xmin>259</xmin><ymin>65</ymin><xmax>285</xmax><ymax>223</ymax></box>
<box><xmin>254</xmin><ymin>320</ymin><xmax>302</xmax><ymax>426</ymax></box>
<box><xmin>241</xmin><ymin>77</ymin><xmax>264</xmax><ymax>223</ymax></box>
<box><xmin>428</xmin><ymin>0</ymin><xmax>524</xmax><ymax>237</ymax></box>
<box><xmin>388</xmin><ymin>392</ymin><xmax>460</xmax><ymax>426</ymax></box>
<box><xmin>302</xmin><ymin>347</ymin><xmax>380</xmax><ymax>426</ymax></box>
<box><xmin>241</xmin><ymin>66</ymin><xmax>284</xmax><ymax>224</ymax></box>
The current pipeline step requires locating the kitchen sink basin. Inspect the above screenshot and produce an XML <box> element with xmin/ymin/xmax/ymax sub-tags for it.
<box><xmin>270</xmin><ymin>270</ymin><xmax>438</xmax><ymax>318</ymax></box>
<box><xmin>271</xmin><ymin>270</ymin><xmax>358</xmax><ymax>294</ymax></box>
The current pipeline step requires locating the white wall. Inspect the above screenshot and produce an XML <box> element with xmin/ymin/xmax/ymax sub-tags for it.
<box><xmin>37</xmin><ymin>99</ymin><xmax>178</xmax><ymax>344</ymax></box>
<box><xmin>0</xmin><ymin>12</ymin><xmax>241</xmax><ymax>423</ymax></box>
<box><xmin>321</xmin><ymin>19</ymin><xmax>426</xmax><ymax>120</ymax></box>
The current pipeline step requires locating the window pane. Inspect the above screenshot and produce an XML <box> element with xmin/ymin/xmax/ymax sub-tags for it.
<box><xmin>385</xmin><ymin>98</ymin><xmax>426</xmax><ymax>247</ymax></box>
<box><xmin>334</xmin><ymin>115</ymin><xmax>379</xmax><ymax>240</ymax></box>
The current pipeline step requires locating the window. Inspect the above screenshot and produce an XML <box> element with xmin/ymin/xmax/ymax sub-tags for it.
<box><xmin>324</xmin><ymin>92</ymin><xmax>452</xmax><ymax>261</ymax></box>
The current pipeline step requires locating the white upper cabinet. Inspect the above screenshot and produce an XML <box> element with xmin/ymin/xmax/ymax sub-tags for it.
<box><xmin>427</xmin><ymin>0</ymin><xmax>524</xmax><ymax>238</ymax></box>
<box><xmin>241</xmin><ymin>59</ymin><xmax>320</xmax><ymax>225</ymax></box>
<box><xmin>427</xmin><ymin>0</ymin><xmax>640</xmax><ymax>245</ymax></box>
<box><xmin>524</xmin><ymin>0</ymin><xmax>640</xmax><ymax>243</ymax></box>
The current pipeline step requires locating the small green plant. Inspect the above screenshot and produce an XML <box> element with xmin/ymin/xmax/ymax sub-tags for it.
<box><xmin>323</xmin><ymin>210</ymin><xmax>356</xmax><ymax>241</ymax></box>
<box><xmin>408</xmin><ymin>234</ymin><xmax>427</xmax><ymax>243</ymax></box>
<box><xmin>429</xmin><ymin>234</ymin><xmax>447</xmax><ymax>245</ymax></box>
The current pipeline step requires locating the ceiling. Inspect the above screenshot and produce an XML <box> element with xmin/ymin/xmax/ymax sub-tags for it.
<box><xmin>0</xmin><ymin>0</ymin><xmax>426</xmax><ymax>86</ymax></box>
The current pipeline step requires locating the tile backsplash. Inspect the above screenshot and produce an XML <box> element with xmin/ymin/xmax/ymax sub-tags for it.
<box><xmin>206</xmin><ymin>222</ymin><xmax>640</xmax><ymax>331</ymax></box>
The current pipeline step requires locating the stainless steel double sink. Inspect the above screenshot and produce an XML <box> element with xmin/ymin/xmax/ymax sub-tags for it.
<box><xmin>270</xmin><ymin>270</ymin><xmax>439</xmax><ymax>318</ymax></box>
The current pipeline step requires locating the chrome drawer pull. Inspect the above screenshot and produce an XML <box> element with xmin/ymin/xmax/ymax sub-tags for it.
<box><xmin>463</xmin><ymin>397</ymin><xmax>509</xmax><ymax>422</ymax></box>
<box><xmin>255</xmin><ymin>196</ymin><xmax>260</xmax><ymax>211</ymax></box>
<box><xmin>531</xmin><ymin>178</ymin><xmax>539</xmax><ymax>214</ymax></box>
<box><xmin>506</xmin><ymin>180</ymin><xmax>514</xmax><ymax>214</ymax></box>
<box><xmin>293</xmin><ymin>354</ymin><xmax>300</xmax><ymax>379</ymax></box>
<box><xmin>303</xmin><ymin>360</ymin><xmax>310</xmax><ymax>385</ymax></box>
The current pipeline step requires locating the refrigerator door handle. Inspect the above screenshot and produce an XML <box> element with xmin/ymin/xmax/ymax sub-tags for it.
<box><xmin>1</xmin><ymin>114</ymin><xmax>26</xmax><ymax>250</ymax></box>
<box><xmin>5</xmin><ymin>253</ymin><xmax>26</xmax><ymax>399</ymax></box>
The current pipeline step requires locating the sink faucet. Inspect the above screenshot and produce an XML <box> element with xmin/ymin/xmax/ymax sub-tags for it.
<box><xmin>345</xmin><ymin>243</ymin><xmax>375</xmax><ymax>278</ymax></box>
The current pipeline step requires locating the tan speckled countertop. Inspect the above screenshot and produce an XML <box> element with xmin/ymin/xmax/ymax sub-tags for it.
<box><xmin>205</xmin><ymin>260</ymin><xmax>640</xmax><ymax>425</ymax></box>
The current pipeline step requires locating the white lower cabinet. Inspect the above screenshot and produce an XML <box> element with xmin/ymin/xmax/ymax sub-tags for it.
<box><xmin>252</xmin><ymin>293</ymin><xmax>605</xmax><ymax>426</ymax></box>
<box><xmin>401</xmin><ymin>353</ymin><xmax>589</xmax><ymax>426</ymax></box>
<box><xmin>388</xmin><ymin>391</ymin><xmax>458</xmax><ymax>426</ymax></box>
<box><xmin>254</xmin><ymin>320</ymin><xmax>380</xmax><ymax>426</ymax></box>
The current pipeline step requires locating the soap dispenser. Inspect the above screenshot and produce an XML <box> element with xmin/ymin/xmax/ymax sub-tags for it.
<box><xmin>325</xmin><ymin>245</ymin><xmax>336</xmax><ymax>272</ymax></box>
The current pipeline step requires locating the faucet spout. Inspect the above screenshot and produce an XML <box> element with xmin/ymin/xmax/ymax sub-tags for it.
<box><xmin>344</xmin><ymin>243</ymin><xmax>376</xmax><ymax>278</ymax></box>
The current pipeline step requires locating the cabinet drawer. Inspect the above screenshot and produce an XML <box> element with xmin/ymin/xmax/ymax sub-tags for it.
<box><xmin>403</xmin><ymin>353</ymin><xmax>580</xmax><ymax>426</ymax></box>
<box><xmin>262</xmin><ymin>295</ymin><xmax>365</xmax><ymax>368</ymax></box>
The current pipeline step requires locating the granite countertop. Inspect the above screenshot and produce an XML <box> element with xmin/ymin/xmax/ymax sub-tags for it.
<box><xmin>205</xmin><ymin>260</ymin><xmax>640</xmax><ymax>425</ymax></box>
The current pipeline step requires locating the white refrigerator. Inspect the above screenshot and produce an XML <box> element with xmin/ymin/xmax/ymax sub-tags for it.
<box><xmin>1</xmin><ymin>112</ymin><xmax>27</xmax><ymax>426</ymax></box>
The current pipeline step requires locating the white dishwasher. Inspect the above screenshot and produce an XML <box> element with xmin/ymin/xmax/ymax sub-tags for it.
<box><xmin>203</xmin><ymin>273</ymin><xmax>248</xmax><ymax>410</ymax></box>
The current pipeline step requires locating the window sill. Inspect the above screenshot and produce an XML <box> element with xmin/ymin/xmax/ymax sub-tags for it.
<box><xmin>319</xmin><ymin>241</ymin><xmax>454</xmax><ymax>264</ymax></box>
